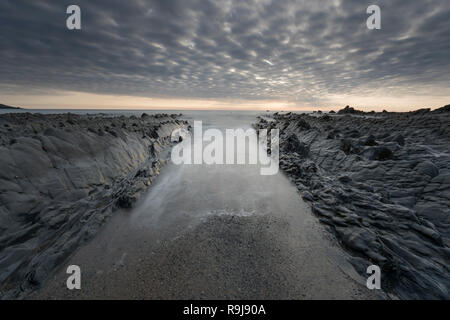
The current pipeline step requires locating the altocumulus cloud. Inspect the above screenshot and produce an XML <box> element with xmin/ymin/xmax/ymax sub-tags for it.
<box><xmin>0</xmin><ymin>0</ymin><xmax>449</xmax><ymax>108</ymax></box>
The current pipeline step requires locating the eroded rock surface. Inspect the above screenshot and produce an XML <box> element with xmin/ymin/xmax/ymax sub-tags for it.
<box><xmin>0</xmin><ymin>112</ymin><xmax>187</xmax><ymax>298</ymax></box>
<box><xmin>254</xmin><ymin>107</ymin><xmax>450</xmax><ymax>299</ymax></box>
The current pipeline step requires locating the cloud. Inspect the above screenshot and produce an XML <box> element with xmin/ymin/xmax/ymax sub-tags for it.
<box><xmin>0</xmin><ymin>0</ymin><xmax>449</xmax><ymax>108</ymax></box>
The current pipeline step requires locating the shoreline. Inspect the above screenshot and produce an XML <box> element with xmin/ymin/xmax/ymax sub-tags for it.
<box><xmin>1</xmin><ymin>106</ymin><xmax>448</xmax><ymax>299</ymax></box>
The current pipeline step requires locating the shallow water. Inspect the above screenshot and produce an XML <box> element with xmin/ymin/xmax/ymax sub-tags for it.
<box><xmin>131</xmin><ymin>110</ymin><xmax>277</xmax><ymax>229</ymax></box>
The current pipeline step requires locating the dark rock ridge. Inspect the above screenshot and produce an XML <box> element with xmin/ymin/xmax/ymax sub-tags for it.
<box><xmin>0</xmin><ymin>112</ymin><xmax>187</xmax><ymax>298</ymax></box>
<box><xmin>254</xmin><ymin>107</ymin><xmax>450</xmax><ymax>299</ymax></box>
<box><xmin>432</xmin><ymin>104</ymin><xmax>450</xmax><ymax>114</ymax></box>
<box><xmin>0</xmin><ymin>104</ymin><xmax>21</xmax><ymax>110</ymax></box>
<box><xmin>337</xmin><ymin>105</ymin><xmax>366</xmax><ymax>115</ymax></box>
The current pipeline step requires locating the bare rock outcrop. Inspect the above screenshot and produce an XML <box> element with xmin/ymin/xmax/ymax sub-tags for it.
<box><xmin>0</xmin><ymin>112</ymin><xmax>187</xmax><ymax>298</ymax></box>
<box><xmin>254</xmin><ymin>108</ymin><xmax>450</xmax><ymax>299</ymax></box>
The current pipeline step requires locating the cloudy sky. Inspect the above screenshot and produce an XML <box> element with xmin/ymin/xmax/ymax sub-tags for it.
<box><xmin>1</xmin><ymin>0</ymin><xmax>449</xmax><ymax>110</ymax></box>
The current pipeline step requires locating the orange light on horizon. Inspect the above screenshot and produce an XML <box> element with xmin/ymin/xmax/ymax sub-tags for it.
<box><xmin>1</xmin><ymin>90</ymin><xmax>449</xmax><ymax>112</ymax></box>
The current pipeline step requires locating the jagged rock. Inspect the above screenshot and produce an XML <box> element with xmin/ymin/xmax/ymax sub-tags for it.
<box><xmin>364</xmin><ymin>135</ymin><xmax>377</xmax><ymax>146</ymax></box>
<box><xmin>414</xmin><ymin>161</ymin><xmax>439</xmax><ymax>178</ymax></box>
<box><xmin>393</xmin><ymin>134</ymin><xmax>405</xmax><ymax>146</ymax></box>
<box><xmin>432</xmin><ymin>104</ymin><xmax>450</xmax><ymax>113</ymax></box>
<box><xmin>338</xmin><ymin>105</ymin><xmax>365</xmax><ymax>115</ymax></box>
<box><xmin>411</xmin><ymin>108</ymin><xmax>430</xmax><ymax>115</ymax></box>
<box><xmin>340</xmin><ymin>139</ymin><xmax>354</xmax><ymax>154</ymax></box>
<box><xmin>116</xmin><ymin>195</ymin><xmax>134</xmax><ymax>209</ymax></box>
<box><xmin>295</xmin><ymin>118</ymin><xmax>311</xmax><ymax>130</ymax></box>
<box><xmin>0</xmin><ymin>112</ymin><xmax>186</xmax><ymax>299</ymax></box>
<box><xmin>253</xmin><ymin>109</ymin><xmax>450</xmax><ymax>299</ymax></box>
<box><xmin>365</xmin><ymin>146</ymin><xmax>394</xmax><ymax>161</ymax></box>
<box><xmin>282</xmin><ymin>134</ymin><xmax>309</xmax><ymax>157</ymax></box>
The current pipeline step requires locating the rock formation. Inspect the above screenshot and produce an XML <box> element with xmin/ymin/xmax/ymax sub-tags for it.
<box><xmin>0</xmin><ymin>112</ymin><xmax>187</xmax><ymax>298</ymax></box>
<box><xmin>254</xmin><ymin>107</ymin><xmax>450</xmax><ymax>299</ymax></box>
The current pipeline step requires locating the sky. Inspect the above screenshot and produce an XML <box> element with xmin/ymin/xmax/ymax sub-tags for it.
<box><xmin>1</xmin><ymin>0</ymin><xmax>449</xmax><ymax>111</ymax></box>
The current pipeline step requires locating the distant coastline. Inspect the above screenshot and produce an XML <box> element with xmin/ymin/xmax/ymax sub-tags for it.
<box><xmin>0</xmin><ymin>103</ymin><xmax>22</xmax><ymax>110</ymax></box>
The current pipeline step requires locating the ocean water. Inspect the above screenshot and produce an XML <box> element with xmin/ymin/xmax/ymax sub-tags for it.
<box><xmin>0</xmin><ymin>108</ymin><xmax>314</xmax><ymax>118</ymax></box>
<box><xmin>0</xmin><ymin>108</ymin><xmax>265</xmax><ymax>116</ymax></box>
